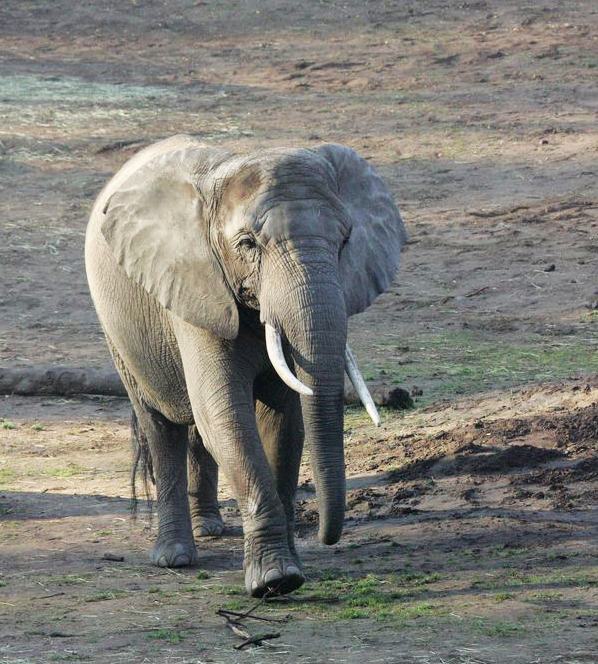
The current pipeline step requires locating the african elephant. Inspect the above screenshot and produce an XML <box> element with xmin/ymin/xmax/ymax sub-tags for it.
<box><xmin>85</xmin><ymin>134</ymin><xmax>407</xmax><ymax>597</ymax></box>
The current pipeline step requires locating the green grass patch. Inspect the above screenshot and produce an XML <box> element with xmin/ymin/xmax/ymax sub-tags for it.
<box><xmin>472</xmin><ymin>618</ymin><xmax>527</xmax><ymax>637</ymax></box>
<box><xmin>486</xmin><ymin>546</ymin><xmax>530</xmax><ymax>558</ymax></box>
<box><xmin>30</xmin><ymin>424</ymin><xmax>46</xmax><ymax>431</ymax></box>
<box><xmin>338</xmin><ymin>607</ymin><xmax>367</xmax><ymax>619</ymax></box>
<box><xmin>527</xmin><ymin>591</ymin><xmax>565</xmax><ymax>603</ymax></box>
<box><xmin>196</xmin><ymin>570</ymin><xmax>210</xmax><ymax>580</ymax></box>
<box><xmin>365</xmin><ymin>329</ymin><xmax>598</xmax><ymax>402</ymax></box>
<box><xmin>395</xmin><ymin>570</ymin><xmax>443</xmax><ymax>586</ymax></box>
<box><xmin>147</xmin><ymin>629</ymin><xmax>186</xmax><ymax>644</ymax></box>
<box><xmin>84</xmin><ymin>589</ymin><xmax>128</xmax><ymax>602</ymax></box>
<box><xmin>42</xmin><ymin>463</ymin><xmax>89</xmax><ymax>478</ymax></box>
<box><xmin>0</xmin><ymin>467</ymin><xmax>17</xmax><ymax>487</ymax></box>
<box><xmin>287</xmin><ymin>571</ymin><xmax>445</xmax><ymax>622</ymax></box>
<box><xmin>1</xmin><ymin>420</ymin><xmax>17</xmax><ymax>430</ymax></box>
<box><xmin>43</xmin><ymin>574</ymin><xmax>90</xmax><ymax>586</ymax></box>
<box><xmin>493</xmin><ymin>592</ymin><xmax>513</xmax><ymax>602</ymax></box>
<box><xmin>470</xmin><ymin>567</ymin><xmax>598</xmax><ymax>591</ymax></box>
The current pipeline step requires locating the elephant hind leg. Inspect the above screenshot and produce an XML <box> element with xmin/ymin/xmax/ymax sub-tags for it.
<box><xmin>130</xmin><ymin>409</ymin><xmax>155</xmax><ymax>518</ymax></box>
<box><xmin>130</xmin><ymin>394</ymin><xmax>198</xmax><ymax>568</ymax></box>
<box><xmin>188</xmin><ymin>425</ymin><xmax>224</xmax><ymax>538</ymax></box>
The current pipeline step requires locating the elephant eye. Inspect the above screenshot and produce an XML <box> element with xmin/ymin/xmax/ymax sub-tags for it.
<box><xmin>340</xmin><ymin>228</ymin><xmax>352</xmax><ymax>253</ymax></box>
<box><xmin>237</xmin><ymin>236</ymin><xmax>257</xmax><ymax>252</ymax></box>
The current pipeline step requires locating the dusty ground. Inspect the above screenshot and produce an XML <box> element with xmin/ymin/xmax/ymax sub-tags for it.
<box><xmin>1</xmin><ymin>1</ymin><xmax>598</xmax><ymax>662</ymax></box>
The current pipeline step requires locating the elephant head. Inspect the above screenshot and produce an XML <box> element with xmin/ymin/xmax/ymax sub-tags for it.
<box><xmin>100</xmin><ymin>136</ymin><xmax>407</xmax><ymax>545</ymax></box>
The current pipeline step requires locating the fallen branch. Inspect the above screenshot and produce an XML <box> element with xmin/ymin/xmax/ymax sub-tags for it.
<box><xmin>216</xmin><ymin>608</ymin><xmax>285</xmax><ymax>624</ymax></box>
<box><xmin>0</xmin><ymin>366</ymin><xmax>126</xmax><ymax>397</ymax></box>
<box><xmin>465</xmin><ymin>285</ymin><xmax>490</xmax><ymax>298</ymax></box>
<box><xmin>0</xmin><ymin>366</ymin><xmax>413</xmax><ymax>409</ymax></box>
<box><xmin>217</xmin><ymin>586</ymin><xmax>283</xmax><ymax>649</ymax></box>
<box><xmin>234</xmin><ymin>633</ymin><xmax>281</xmax><ymax>650</ymax></box>
<box><xmin>224</xmin><ymin>617</ymin><xmax>250</xmax><ymax>641</ymax></box>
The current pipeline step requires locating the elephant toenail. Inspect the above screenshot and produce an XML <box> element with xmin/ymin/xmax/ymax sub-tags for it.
<box><xmin>174</xmin><ymin>554</ymin><xmax>190</xmax><ymax>567</ymax></box>
<box><xmin>251</xmin><ymin>580</ymin><xmax>258</xmax><ymax>591</ymax></box>
<box><xmin>286</xmin><ymin>565</ymin><xmax>301</xmax><ymax>577</ymax></box>
<box><xmin>158</xmin><ymin>556</ymin><xmax>168</xmax><ymax>567</ymax></box>
<box><xmin>264</xmin><ymin>569</ymin><xmax>283</xmax><ymax>584</ymax></box>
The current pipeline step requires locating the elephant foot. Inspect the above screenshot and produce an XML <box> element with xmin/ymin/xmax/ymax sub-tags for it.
<box><xmin>244</xmin><ymin>550</ymin><xmax>305</xmax><ymax>598</ymax></box>
<box><xmin>192</xmin><ymin>512</ymin><xmax>224</xmax><ymax>538</ymax></box>
<box><xmin>151</xmin><ymin>538</ymin><xmax>199</xmax><ymax>568</ymax></box>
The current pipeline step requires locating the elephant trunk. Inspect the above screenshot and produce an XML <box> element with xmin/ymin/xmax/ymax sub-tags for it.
<box><xmin>261</xmin><ymin>248</ymin><xmax>347</xmax><ymax>545</ymax></box>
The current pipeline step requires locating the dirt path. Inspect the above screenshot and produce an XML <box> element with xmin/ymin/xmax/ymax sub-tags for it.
<box><xmin>1</xmin><ymin>1</ymin><xmax>598</xmax><ymax>662</ymax></box>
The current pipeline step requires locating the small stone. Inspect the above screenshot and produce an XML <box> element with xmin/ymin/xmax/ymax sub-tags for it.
<box><xmin>103</xmin><ymin>553</ymin><xmax>125</xmax><ymax>562</ymax></box>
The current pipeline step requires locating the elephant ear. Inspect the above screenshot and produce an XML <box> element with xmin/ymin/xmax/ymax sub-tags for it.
<box><xmin>101</xmin><ymin>146</ymin><xmax>239</xmax><ymax>339</ymax></box>
<box><xmin>316</xmin><ymin>144</ymin><xmax>408</xmax><ymax>317</ymax></box>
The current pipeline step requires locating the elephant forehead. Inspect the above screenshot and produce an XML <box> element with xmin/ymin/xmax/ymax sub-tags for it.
<box><xmin>255</xmin><ymin>198</ymin><xmax>350</xmax><ymax>245</ymax></box>
<box><xmin>216</xmin><ymin>152</ymin><xmax>350</xmax><ymax>244</ymax></box>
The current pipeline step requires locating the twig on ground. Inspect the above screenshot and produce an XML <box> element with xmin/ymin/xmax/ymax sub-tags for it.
<box><xmin>234</xmin><ymin>633</ymin><xmax>281</xmax><ymax>650</ymax></box>
<box><xmin>217</xmin><ymin>584</ymin><xmax>284</xmax><ymax>649</ymax></box>
<box><xmin>465</xmin><ymin>285</ymin><xmax>490</xmax><ymax>298</ymax></box>
<box><xmin>223</xmin><ymin>617</ymin><xmax>250</xmax><ymax>640</ymax></box>
<box><xmin>216</xmin><ymin>608</ymin><xmax>285</xmax><ymax>624</ymax></box>
<box><xmin>36</xmin><ymin>592</ymin><xmax>66</xmax><ymax>600</ymax></box>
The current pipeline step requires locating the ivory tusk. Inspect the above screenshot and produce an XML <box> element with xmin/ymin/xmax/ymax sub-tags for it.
<box><xmin>345</xmin><ymin>346</ymin><xmax>381</xmax><ymax>427</ymax></box>
<box><xmin>265</xmin><ymin>324</ymin><xmax>314</xmax><ymax>397</ymax></box>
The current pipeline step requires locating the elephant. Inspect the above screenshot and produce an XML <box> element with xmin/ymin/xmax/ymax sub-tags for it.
<box><xmin>85</xmin><ymin>134</ymin><xmax>408</xmax><ymax>597</ymax></box>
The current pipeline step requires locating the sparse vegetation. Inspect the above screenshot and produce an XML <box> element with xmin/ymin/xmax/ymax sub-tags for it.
<box><xmin>84</xmin><ymin>589</ymin><xmax>128</xmax><ymax>602</ymax></box>
<box><xmin>146</xmin><ymin>629</ymin><xmax>186</xmax><ymax>644</ymax></box>
<box><xmin>2</xmin><ymin>0</ymin><xmax>598</xmax><ymax>661</ymax></box>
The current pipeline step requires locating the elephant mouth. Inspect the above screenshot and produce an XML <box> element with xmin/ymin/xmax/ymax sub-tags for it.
<box><xmin>264</xmin><ymin>323</ymin><xmax>380</xmax><ymax>426</ymax></box>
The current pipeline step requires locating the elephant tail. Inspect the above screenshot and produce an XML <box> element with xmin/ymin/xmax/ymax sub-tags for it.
<box><xmin>130</xmin><ymin>409</ymin><xmax>155</xmax><ymax>520</ymax></box>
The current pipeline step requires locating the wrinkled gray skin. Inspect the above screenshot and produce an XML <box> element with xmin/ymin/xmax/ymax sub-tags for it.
<box><xmin>85</xmin><ymin>134</ymin><xmax>407</xmax><ymax>597</ymax></box>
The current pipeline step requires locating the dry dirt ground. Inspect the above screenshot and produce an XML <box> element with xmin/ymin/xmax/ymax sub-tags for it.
<box><xmin>1</xmin><ymin>1</ymin><xmax>598</xmax><ymax>662</ymax></box>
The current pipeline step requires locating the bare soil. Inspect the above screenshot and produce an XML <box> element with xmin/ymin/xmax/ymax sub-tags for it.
<box><xmin>1</xmin><ymin>1</ymin><xmax>598</xmax><ymax>662</ymax></box>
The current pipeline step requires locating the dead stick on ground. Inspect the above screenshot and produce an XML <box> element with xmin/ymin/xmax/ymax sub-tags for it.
<box><xmin>216</xmin><ymin>609</ymin><xmax>285</xmax><ymax>624</ymax></box>
<box><xmin>465</xmin><ymin>285</ymin><xmax>490</xmax><ymax>298</ymax></box>
<box><xmin>217</xmin><ymin>584</ymin><xmax>283</xmax><ymax>649</ymax></box>
<box><xmin>234</xmin><ymin>633</ymin><xmax>281</xmax><ymax>650</ymax></box>
<box><xmin>222</xmin><ymin>614</ymin><xmax>278</xmax><ymax>649</ymax></box>
<box><xmin>223</xmin><ymin>618</ymin><xmax>250</xmax><ymax>640</ymax></box>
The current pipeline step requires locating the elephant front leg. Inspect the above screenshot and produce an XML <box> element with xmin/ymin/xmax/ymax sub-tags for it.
<box><xmin>255</xmin><ymin>373</ymin><xmax>304</xmax><ymax>562</ymax></box>
<box><xmin>131</xmin><ymin>395</ymin><xmax>198</xmax><ymax>568</ymax></box>
<box><xmin>197</xmin><ymin>402</ymin><xmax>304</xmax><ymax>597</ymax></box>
<box><xmin>176</xmin><ymin>324</ymin><xmax>304</xmax><ymax>597</ymax></box>
<box><xmin>187</xmin><ymin>425</ymin><xmax>224</xmax><ymax>538</ymax></box>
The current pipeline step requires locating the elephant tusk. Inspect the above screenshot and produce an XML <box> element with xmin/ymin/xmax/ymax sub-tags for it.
<box><xmin>345</xmin><ymin>346</ymin><xmax>381</xmax><ymax>427</ymax></box>
<box><xmin>265</xmin><ymin>324</ymin><xmax>314</xmax><ymax>397</ymax></box>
